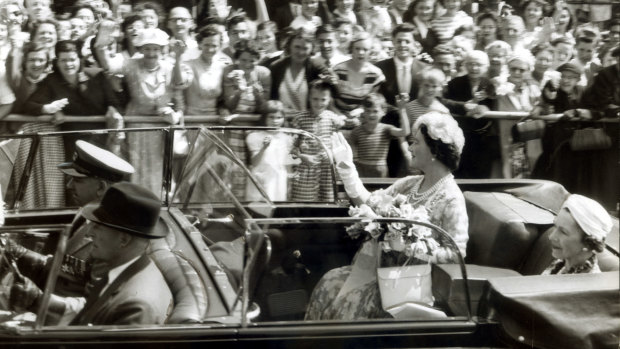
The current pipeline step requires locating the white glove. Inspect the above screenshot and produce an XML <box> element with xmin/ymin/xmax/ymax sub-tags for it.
<box><xmin>331</xmin><ymin>132</ymin><xmax>353</xmax><ymax>165</ymax></box>
<box><xmin>331</xmin><ymin>132</ymin><xmax>369</xmax><ymax>201</ymax></box>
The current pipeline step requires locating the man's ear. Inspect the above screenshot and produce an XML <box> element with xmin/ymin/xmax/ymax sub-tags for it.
<box><xmin>119</xmin><ymin>231</ymin><xmax>133</xmax><ymax>247</ymax></box>
<box><xmin>97</xmin><ymin>180</ymin><xmax>111</xmax><ymax>197</ymax></box>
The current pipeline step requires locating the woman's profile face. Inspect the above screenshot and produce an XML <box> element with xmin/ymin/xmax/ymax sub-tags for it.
<box><xmin>35</xmin><ymin>22</ymin><xmax>57</xmax><ymax>48</ymax></box>
<box><xmin>408</xmin><ymin>129</ymin><xmax>434</xmax><ymax>170</ymax></box>
<box><xmin>351</xmin><ymin>38</ymin><xmax>371</xmax><ymax>63</ymax></box>
<box><xmin>25</xmin><ymin>50</ymin><xmax>48</xmax><ymax>78</ymax></box>
<box><xmin>57</xmin><ymin>51</ymin><xmax>80</xmax><ymax>78</ymax></box>
<box><xmin>548</xmin><ymin>209</ymin><xmax>587</xmax><ymax>262</ymax></box>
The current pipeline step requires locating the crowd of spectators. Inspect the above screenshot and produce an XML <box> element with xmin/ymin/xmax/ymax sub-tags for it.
<box><xmin>0</xmin><ymin>0</ymin><xmax>618</xmax><ymax>208</ymax></box>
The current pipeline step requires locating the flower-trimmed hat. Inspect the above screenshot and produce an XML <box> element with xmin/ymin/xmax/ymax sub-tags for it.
<box><xmin>413</xmin><ymin>112</ymin><xmax>465</xmax><ymax>155</ymax></box>
<box><xmin>134</xmin><ymin>27</ymin><xmax>169</xmax><ymax>47</ymax></box>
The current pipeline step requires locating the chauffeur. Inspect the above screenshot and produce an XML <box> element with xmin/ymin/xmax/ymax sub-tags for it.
<box><xmin>3</xmin><ymin>140</ymin><xmax>135</xmax><ymax>298</ymax></box>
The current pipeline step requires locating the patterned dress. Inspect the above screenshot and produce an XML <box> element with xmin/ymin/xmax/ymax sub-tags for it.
<box><xmin>305</xmin><ymin>175</ymin><xmax>468</xmax><ymax>320</ymax></box>
<box><xmin>123</xmin><ymin>58</ymin><xmax>190</xmax><ymax>196</ymax></box>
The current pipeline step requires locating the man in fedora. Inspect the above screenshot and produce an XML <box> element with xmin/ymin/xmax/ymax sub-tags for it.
<box><xmin>68</xmin><ymin>182</ymin><xmax>172</xmax><ymax>325</ymax></box>
<box><xmin>9</xmin><ymin>183</ymin><xmax>173</xmax><ymax>325</ymax></box>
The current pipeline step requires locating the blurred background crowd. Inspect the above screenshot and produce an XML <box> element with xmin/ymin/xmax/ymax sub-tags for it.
<box><xmin>0</xmin><ymin>0</ymin><xmax>618</xmax><ymax>210</ymax></box>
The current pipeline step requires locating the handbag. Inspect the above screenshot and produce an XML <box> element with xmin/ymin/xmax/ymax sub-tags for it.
<box><xmin>511</xmin><ymin>119</ymin><xmax>546</xmax><ymax>142</ymax></box>
<box><xmin>376</xmin><ymin>245</ymin><xmax>433</xmax><ymax>311</ymax></box>
<box><xmin>569</xmin><ymin>127</ymin><xmax>612</xmax><ymax>151</ymax></box>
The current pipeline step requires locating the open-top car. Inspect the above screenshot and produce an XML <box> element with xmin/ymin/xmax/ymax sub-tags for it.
<box><xmin>0</xmin><ymin>126</ymin><xmax>618</xmax><ymax>348</ymax></box>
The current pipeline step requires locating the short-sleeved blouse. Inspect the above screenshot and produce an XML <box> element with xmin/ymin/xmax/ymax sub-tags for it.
<box><xmin>185</xmin><ymin>58</ymin><xmax>228</xmax><ymax>115</ymax></box>
<box><xmin>123</xmin><ymin>58</ymin><xmax>189</xmax><ymax>116</ymax></box>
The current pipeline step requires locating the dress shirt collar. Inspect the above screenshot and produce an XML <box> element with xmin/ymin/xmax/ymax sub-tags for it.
<box><xmin>394</xmin><ymin>56</ymin><xmax>413</xmax><ymax>70</ymax></box>
<box><xmin>105</xmin><ymin>255</ymin><xmax>141</xmax><ymax>289</ymax></box>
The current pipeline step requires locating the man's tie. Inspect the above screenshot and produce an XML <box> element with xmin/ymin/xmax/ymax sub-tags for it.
<box><xmin>399</xmin><ymin>64</ymin><xmax>411</xmax><ymax>94</ymax></box>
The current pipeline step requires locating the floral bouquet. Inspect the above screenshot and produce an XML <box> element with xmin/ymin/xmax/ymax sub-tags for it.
<box><xmin>345</xmin><ymin>191</ymin><xmax>440</xmax><ymax>262</ymax></box>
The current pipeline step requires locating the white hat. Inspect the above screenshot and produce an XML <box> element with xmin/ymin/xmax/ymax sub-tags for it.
<box><xmin>134</xmin><ymin>28</ymin><xmax>169</xmax><ymax>47</ymax></box>
<box><xmin>563</xmin><ymin>194</ymin><xmax>612</xmax><ymax>242</ymax></box>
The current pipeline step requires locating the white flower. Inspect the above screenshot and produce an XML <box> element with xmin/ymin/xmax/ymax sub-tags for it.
<box><xmin>413</xmin><ymin>112</ymin><xmax>465</xmax><ymax>155</ymax></box>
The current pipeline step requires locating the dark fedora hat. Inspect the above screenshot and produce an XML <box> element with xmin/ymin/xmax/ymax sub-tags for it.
<box><xmin>82</xmin><ymin>182</ymin><xmax>167</xmax><ymax>239</ymax></box>
<box><xmin>58</xmin><ymin>140</ymin><xmax>134</xmax><ymax>182</ymax></box>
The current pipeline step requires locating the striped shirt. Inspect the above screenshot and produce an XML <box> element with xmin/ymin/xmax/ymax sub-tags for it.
<box><xmin>333</xmin><ymin>61</ymin><xmax>385</xmax><ymax>112</ymax></box>
<box><xmin>431</xmin><ymin>11</ymin><xmax>474</xmax><ymax>44</ymax></box>
<box><xmin>350</xmin><ymin>123</ymin><xmax>394</xmax><ymax>165</ymax></box>
<box><xmin>291</xmin><ymin>110</ymin><xmax>345</xmax><ymax>154</ymax></box>
<box><xmin>405</xmin><ymin>99</ymin><xmax>449</xmax><ymax>143</ymax></box>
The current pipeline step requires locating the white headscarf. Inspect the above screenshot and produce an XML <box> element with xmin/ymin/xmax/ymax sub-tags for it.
<box><xmin>563</xmin><ymin>194</ymin><xmax>612</xmax><ymax>242</ymax></box>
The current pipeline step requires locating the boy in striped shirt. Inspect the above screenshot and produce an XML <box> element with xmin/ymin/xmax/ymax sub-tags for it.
<box><xmin>349</xmin><ymin>93</ymin><xmax>410</xmax><ymax>177</ymax></box>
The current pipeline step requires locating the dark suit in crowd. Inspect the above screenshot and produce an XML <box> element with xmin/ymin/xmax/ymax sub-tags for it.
<box><xmin>375</xmin><ymin>57</ymin><xmax>429</xmax><ymax>177</ymax></box>
<box><xmin>442</xmin><ymin>74</ymin><xmax>499</xmax><ymax>179</ymax></box>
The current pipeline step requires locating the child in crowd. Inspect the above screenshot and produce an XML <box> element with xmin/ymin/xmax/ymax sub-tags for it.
<box><xmin>290</xmin><ymin>79</ymin><xmax>345</xmax><ymax>202</ymax></box>
<box><xmin>246</xmin><ymin>100</ymin><xmax>296</xmax><ymax>201</ymax></box>
<box><xmin>349</xmin><ymin>93</ymin><xmax>410</xmax><ymax>177</ymax></box>
<box><xmin>551</xmin><ymin>37</ymin><xmax>574</xmax><ymax>69</ymax></box>
<box><xmin>430</xmin><ymin>0</ymin><xmax>473</xmax><ymax>44</ymax></box>
<box><xmin>401</xmin><ymin>68</ymin><xmax>449</xmax><ymax>172</ymax></box>
<box><xmin>290</xmin><ymin>0</ymin><xmax>322</xmax><ymax>32</ymax></box>
<box><xmin>334</xmin><ymin>18</ymin><xmax>354</xmax><ymax>55</ymax></box>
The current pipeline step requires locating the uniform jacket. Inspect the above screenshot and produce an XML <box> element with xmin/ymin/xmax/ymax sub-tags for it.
<box><xmin>71</xmin><ymin>254</ymin><xmax>172</xmax><ymax>326</ymax></box>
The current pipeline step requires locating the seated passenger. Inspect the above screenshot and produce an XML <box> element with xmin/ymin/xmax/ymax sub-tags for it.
<box><xmin>543</xmin><ymin>194</ymin><xmax>613</xmax><ymax>275</ymax></box>
<box><xmin>305</xmin><ymin>111</ymin><xmax>468</xmax><ymax>320</ymax></box>
<box><xmin>10</xmin><ymin>183</ymin><xmax>173</xmax><ymax>326</ymax></box>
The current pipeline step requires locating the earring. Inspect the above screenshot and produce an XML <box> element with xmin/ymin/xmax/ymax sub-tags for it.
<box><xmin>582</xmin><ymin>247</ymin><xmax>589</xmax><ymax>252</ymax></box>
<box><xmin>431</xmin><ymin>157</ymin><xmax>435</xmax><ymax>162</ymax></box>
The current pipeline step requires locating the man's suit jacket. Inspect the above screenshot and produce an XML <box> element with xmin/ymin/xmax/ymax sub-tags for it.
<box><xmin>72</xmin><ymin>254</ymin><xmax>172</xmax><ymax>326</ymax></box>
<box><xmin>375</xmin><ymin>57</ymin><xmax>429</xmax><ymax>106</ymax></box>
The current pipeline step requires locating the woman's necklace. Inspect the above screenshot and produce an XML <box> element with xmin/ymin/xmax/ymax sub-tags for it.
<box><xmin>407</xmin><ymin>173</ymin><xmax>453</xmax><ymax>205</ymax></box>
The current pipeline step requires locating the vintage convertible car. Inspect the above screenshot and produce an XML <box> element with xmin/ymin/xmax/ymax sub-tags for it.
<box><xmin>0</xmin><ymin>126</ymin><xmax>618</xmax><ymax>348</ymax></box>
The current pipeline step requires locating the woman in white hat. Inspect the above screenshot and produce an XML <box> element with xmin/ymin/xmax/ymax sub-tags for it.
<box><xmin>543</xmin><ymin>194</ymin><xmax>613</xmax><ymax>274</ymax></box>
<box><xmin>94</xmin><ymin>25</ymin><xmax>191</xmax><ymax>194</ymax></box>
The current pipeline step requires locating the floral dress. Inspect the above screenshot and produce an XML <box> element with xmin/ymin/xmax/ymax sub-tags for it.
<box><xmin>123</xmin><ymin>58</ymin><xmax>190</xmax><ymax>195</ymax></box>
<box><xmin>305</xmin><ymin>174</ymin><xmax>468</xmax><ymax>320</ymax></box>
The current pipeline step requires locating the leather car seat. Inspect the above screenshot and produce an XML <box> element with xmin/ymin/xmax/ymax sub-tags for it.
<box><xmin>147</xmin><ymin>220</ymin><xmax>209</xmax><ymax>324</ymax></box>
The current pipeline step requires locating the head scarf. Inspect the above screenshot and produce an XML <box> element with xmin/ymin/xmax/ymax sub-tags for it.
<box><xmin>563</xmin><ymin>194</ymin><xmax>612</xmax><ymax>242</ymax></box>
